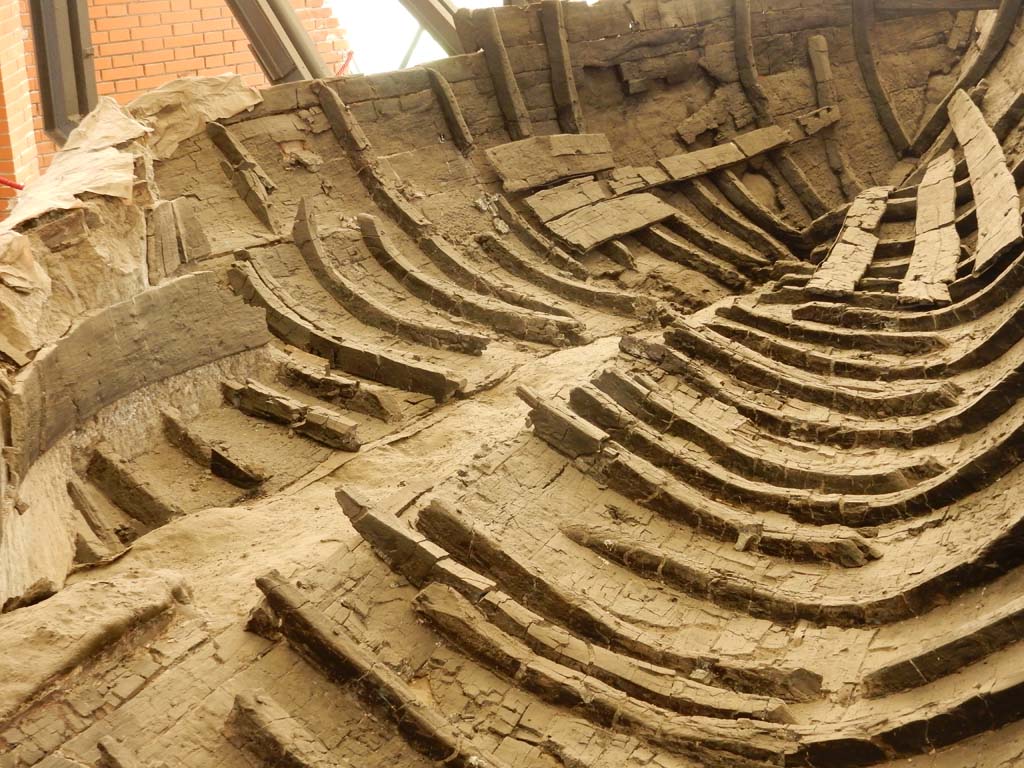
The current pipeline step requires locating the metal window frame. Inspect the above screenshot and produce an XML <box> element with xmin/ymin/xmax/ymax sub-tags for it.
<box><xmin>30</xmin><ymin>0</ymin><xmax>98</xmax><ymax>144</ymax></box>
<box><xmin>225</xmin><ymin>0</ymin><xmax>329</xmax><ymax>84</ymax></box>
<box><xmin>399</xmin><ymin>0</ymin><xmax>463</xmax><ymax>55</ymax></box>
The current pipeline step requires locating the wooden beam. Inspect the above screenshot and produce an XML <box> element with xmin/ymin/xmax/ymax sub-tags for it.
<box><xmin>540</xmin><ymin>0</ymin><xmax>585</xmax><ymax>134</ymax></box>
<box><xmin>733</xmin><ymin>0</ymin><xmax>772</xmax><ymax>128</ymax></box>
<box><xmin>875</xmin><ymin>0</ymin><xmax>999</xmax><ymax>16</ymax></box>
<box><xmin>851</xmin><ymin>0</ymin><xmax>910</xmax><ymax>154</ymax></box>
<box><xmin>424</xmin><ymin>67</ymin><xmax>474</xmax><ymax>154</ymax></box>
<box><xmin>478</xmin><ymin>8</ymin><xmax>532</xmax><ymax>140</ymax></box>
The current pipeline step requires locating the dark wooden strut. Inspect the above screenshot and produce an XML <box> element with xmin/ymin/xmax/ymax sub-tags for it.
<box><xmin>477</xmin><ymin>8</ymin><xmax>532</xmax><ymax>140</ymax></box>
<box><xmin>851</xmin><ymin>0</ymin><xmax>911</xmax><ymax>154</ymax></box>
<box><xmin>733</xmin><ymin>0</ymin><xmax>828</xmax><ymax>217</ymax></box>
<box><xmin>207</xmin><ymin>121</ymin><xmax>276</xmax><ymax>230</ymax></box>
<box><xmin>423</xmin><ymin>66</ymin><xmax>474</xmax><ymax>154</ymax></box>
<box><xmin>540</xmin><ymin>0</ymin><xmax>585</xmax><ymax>133</ymax></box>
<box><xmin>733</xmin><ymin>0</ymin><xmax>772</xmax><ymax>125</ymax></box>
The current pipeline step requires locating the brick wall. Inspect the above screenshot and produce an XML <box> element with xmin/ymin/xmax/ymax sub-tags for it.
<box><xmin>6</xmin><ymin>0</ymin><xmax>348</xmax><ymax>196</ymax></box>
<box><xmin>0</xmin><ymin>0</ymin><xmax>40</xmax><ymax>211</ymax></box>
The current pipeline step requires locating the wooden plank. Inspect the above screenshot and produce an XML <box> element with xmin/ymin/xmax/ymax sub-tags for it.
<box><xmin>875</xmin><ymin>0</ymin><xmax>999</xmax><ymax>16</ymax></box>
<box><xmin>733</xmin><ymin>125</ymin><xmax>793</xmax><ymax>157</ymax></box>
<box><xmin>171</xmin><ymin>197</ymin><xmax>212</xmax><ymax>263</ymax></box>
<box><xmin>733</xmin><ymin>0</ymin><xmax>831</xmax><ymax>216</ymax></box>
<box><xmin>949</xmin><ymin>89</ymin><xmax>1024</xmax><ymax>275</ymax></box>
<box><xmin>546</xmin><ymin>193</ymin><xmax>677</xmax><ymax>252</ymax></box>
<box><xmin>659</xmin><ymin>143</ymin><xmax>745</xmax><ymax>181</ymax></box>
<box><xmin>486</xmin><ymin>133</ymin><xmax>613</xmax><ymax>192</ymax></box>
<box><xmin>524</xmin><ymin>176</ymin><xmax>611</xmax><ymax>222</ymax></box>
<box><xmin>899</xmin><ymin>151</ymin><xmax>959</xmax><ymax>305</ymax></box>
<box><xmin>806</xmin><ymin>186</ymin><xmax>892</xmax><ymax>296</ymax></box>
<box><xmin>540</xmin><ymin>0</ymin><xmax>584</xmax><ymax>133</ymax></box>
<box><xmin>147</xmin><ymin>201</ymin><xmax>180</xmax><ymax>285</ymax></box>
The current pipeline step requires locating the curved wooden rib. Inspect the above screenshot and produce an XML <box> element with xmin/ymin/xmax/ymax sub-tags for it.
<box><xmin>851</xmin><ymin>0</ymin><xmax>910</xmax><ymax>154</ymax></box>
<box><xmin>910</xmin><ymin>0</ymin><xmax>1024</xmax><ymax>155</ymax></box>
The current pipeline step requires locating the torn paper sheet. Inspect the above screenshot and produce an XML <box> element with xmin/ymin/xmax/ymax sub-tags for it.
<box><xmin>127</xmin><ymin>74</ymin><xmax>263</xmax><ymax>159</ymax></box>
<box><xmin>0</xmin><ymin>147</ymin><xmax>135</xmax><ymax>233</ymax></box>
<box><xmin>62</xmin><ymin>96</ymin><xmax>151</xmax><ymax>153</ymax></box>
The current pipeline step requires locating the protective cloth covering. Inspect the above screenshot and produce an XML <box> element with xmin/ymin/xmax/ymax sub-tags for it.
<box><xmin>62</xmin><ymin>96</ymin><xmax>151</xmax><ymax>152</ymax></box>
<box><xmin>127</xmin><ymin>73</ymin><xmax>263</xmax><ymax>159</ymax></box>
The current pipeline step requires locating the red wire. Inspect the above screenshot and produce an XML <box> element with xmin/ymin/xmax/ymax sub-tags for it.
<box><xmin>0</xmin><ymin>176</ymin><xmax>24</xmax><ymax>191</ymax></box>
<box><xmin>337</xmin><ymin>50</ymin><xmax>354</xmax><ymax>76</ymax></box>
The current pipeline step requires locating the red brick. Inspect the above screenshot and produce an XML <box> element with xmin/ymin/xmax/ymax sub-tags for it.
<box><xmin>132</xmin><ymin>50</ymin><xmax>166</xmax><ymax>65</ymax></box>
<box><xmin>161</xmin><ymin>9</ymin><xmax>201</xmax><ymax>23</ymax></box>
<box><xmin>195</xmin><ymin>41</ymin><xmax>231</xmax><ymax>56</ymax></box>
<box><xmin>130</xmin><ymin>23</ymin><xmax>173</xmax><ymax>39</ymax></box>
<box><xmin>135</xmin><ymin>74</ymin><xmax>170</xmax><ymax>89</ymax></box>
<box><xmin>102</xmin><ymin>40</ymin><xmax>144</xmax><ymax>55</ymax></box>
<box><xmin>192</xmin><ymin>18</ymin><xmax>225</xmax><ymax>33</ymax></box>
<box><xmin>103</xmin><ymin>64</ymin><xmax>145</xmax><ymax>80</ymax></box>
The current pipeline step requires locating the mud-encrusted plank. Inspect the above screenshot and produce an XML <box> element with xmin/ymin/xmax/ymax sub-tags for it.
<box><xmin>227</xmin><ymin>690</ymin><xmax>347</xmax><ymax>768</ymax></box>
<box><xmin>87</xmin><ymin>444</ymin><xmax>184</xmax><ymax>527</ymax></box>
<box><xmin>546</xmin><ymin>193</ymin><xmax>677</xmax><ymax>252</ymax></box>
<box><xmin>228</xmin><ymin>259</ymin><xmax>465</xmax><ymax>403</ymax></box>
<box><xmin>733</xmin><ymin>0</ymin><xmax>772</xmax><ymax>125</ymax></box>
<box><xmin>161</xmin><ymin>407</ymin><xmax>264</xmax><ymax>489</ymax></box>
<box><xmin>256</xmin><ymin>571</ymin><xmax>511</xmax><ymax>768</ymax></box>
<box><xmin>208</xmin><ymin>121</ymin><xmax>276</xmax><ymax>229</ymax></box>
<box><xmin>487</xmin><ymin>133</ymin><xmax>614</xmax><ymax>193</ymax></box>
<box><xmin>660</xmin><ymin>125</ymin><xmax>791</xmax><ymax>182</ymax></box>
<box><xmin>294</xmin><ymin>200</ymin><xmax>489</xmax><ymax>355</ymax></box>
<box><xmin>733</xmin><ymin>125</ymin><xmax>793</xmax><ymax>157</ymax></box>
<box><xmin>606</xmin><ymin>165</ymin><xmax>670</xmax><ymax>195</ymax></box>
<box><xmin>524</xmin><ymin>176</ymin><xmax>611</xmax><ymax>222</ymax></box>
<box><xmin>358</xmin><ymin>213</ymin><xmax>585</xmax><ymax>346</ymax></box>
<box><xmin>146</xmin><ymin>200</ymin><xmax>180</xmax><ymax>285</ymax></box>
<box><xmin>8</xmin><ymin>273</ymin><xmax>270</xmax><ymax>479</ymax></box>
<box><xmin>899</xmin><ymin>151</ymin><xmax>959</xmax><ymax>305</ymax></box>
<box><xmin>806</xmin><ymin>186</ymin><xmax>892</xmax><ymax>297</ymax></box>
<box><xmin>659</xmin><ymin>143</ymin><xmax>745</xmax><ymax>182</ymax></box>
<box><xmin>222</xmin><ymin>378</ymin><xmax>361</xmax><ymax>451</ymax></box>
<box><xmin>949</xmin><ymin>89</ymin><xmax>1023</xmax><ymax>275</ymax></box>
<box><xmin>540</xmin><ymin>0</ymin><xmax>584</xmax><ymax>133</ymax></box>
<box><xmin>171</xmin><ymin>197</ymin><xmax>211</xmax><ymax>262</ymax></box>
